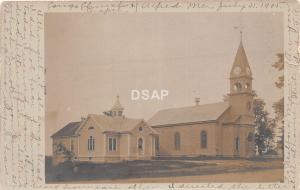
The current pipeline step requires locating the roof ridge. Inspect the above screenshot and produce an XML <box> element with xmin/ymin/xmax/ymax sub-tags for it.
<box><xmin>157</xmin><ymin>101</ymin><xmax>228</xmax><ymax>112</ymax></box>
<box><xmin>148</xmin><ymin>101</ymin><xmax>230</xmax><ymax>127</ymax></box>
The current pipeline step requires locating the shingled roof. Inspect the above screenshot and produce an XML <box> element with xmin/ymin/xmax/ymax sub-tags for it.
<box><xmin>51</xmin><ymin>121</ymin><xmax>81</xmax><ymax>138</ymax></box>
<box><xmin>148</xmin><ymin>102</ymin><xmax>230</xmax><ymax>127</ymax></box>
<box><xmin>89</xmin><ymin>114</ymin><xmax>143</xmax><ymax>133</ymax></box>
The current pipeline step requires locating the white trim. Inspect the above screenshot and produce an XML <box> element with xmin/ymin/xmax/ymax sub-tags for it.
<box><xmin>77</xmin><ymin>136</ymin><xmax>79</xmax><ymax>156</ymax></box>
<box><xmin>151</xmin><ymin>135</ymin><xmax>153</xmax><ymax>156</ymax></box>
<box><xmin>69</xmin><ymin>138</ymin><xmax>72</xmax><ymax>151</ymax></box>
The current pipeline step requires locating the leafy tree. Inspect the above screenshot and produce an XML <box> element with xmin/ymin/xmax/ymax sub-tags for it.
<box><xmin>272</xmin><ymin>53</ymin><xmax>284</xmax><ymax>156</ymax></box>
<box><xmin>54</xmin><ymin>143</ymin><xmax>74</xmax><ymax>162</ymax></box>
<box><xmin>253</xmin><ymin>98</ymin><xmax>274</xmax><ymax>155</ymax></box>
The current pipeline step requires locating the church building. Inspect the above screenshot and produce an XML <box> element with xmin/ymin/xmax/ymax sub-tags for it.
<box><xmin>148</xmin><ymin>41</ymin><xmax>256</xmax><ymax>158</ymax></box>
<box><xmin>51</xmin><ymin>40</ymin><xmax>256</xmax><ymax>165</ymax></box>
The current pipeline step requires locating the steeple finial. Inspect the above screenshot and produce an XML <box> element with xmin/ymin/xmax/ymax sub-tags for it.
<box><xmin>240</xmin><ymin>28</ymin><xmax>243</xmax><ymax>42</ymax></box>
<box><xmin>234</xmin><ymin>14</ymin><xmax>244</xmax><ymax>42</ymax></box>
<box><xmin>239</xmin><ymin>16</ymin><xmax>243</xmax><ymax>42</ymax></box>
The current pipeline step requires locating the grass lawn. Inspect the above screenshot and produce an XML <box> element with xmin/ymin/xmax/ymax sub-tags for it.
<box><xmin>45</xmin><ymin>157</ymin><xmax>284</xmax><ymax>183</ymax></box>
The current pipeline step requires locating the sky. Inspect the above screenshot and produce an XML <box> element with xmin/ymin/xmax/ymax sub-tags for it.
<box><xmin>45</xmin><ymin>12</ymin><xmax>283</xmax><ymax>155</ymax></box>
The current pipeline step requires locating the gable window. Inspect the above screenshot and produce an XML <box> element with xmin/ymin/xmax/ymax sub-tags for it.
<box><xmin>201</xmin><ymin>131</ymin><xmax>208</xmax><ymax>149</ymax></box>
<box><xmin>174</xmin><ymin>132</ymin><xmax>180</xmax><ymax>150</ymax></box>
<box><xmin>108</xmin><ymin>137</ymin><xmax>117</xmax><ymax>151</ymax></box>
<box><xmin>88</xmin><ymin>126</ymin><xmax>94</xmax><ymax>130</ymax></box>
<box><xmin>139</xmin><ymin>126</ymin><xmax>143</xmax><ymax>131</ymax></box>
<box><xmin>88</xmin><ymin>136</ymin><xmax>95</xmax><ymax>151</ymax></box>
<box><xmin>235</xmin><ymin>137</ymin><xmax>239</xmax><ymax>151</ymax></box>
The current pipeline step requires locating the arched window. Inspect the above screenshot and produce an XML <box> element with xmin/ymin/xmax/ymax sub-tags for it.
<box><xmin>88</xmin><ymin>136</ymin><xmax>95</xmax><ymax>151</ymax></box>
<box><xmin>247</xmin><ymin>102</ymin><xmax>252</xmax><ymax>111</ymax></box>
<box><xmin>201</xmin><ymin>131</ymin><xmax>207</xmax><ymax>149</ymax></box>
<box><xmin>235</xmin><ymin>137</ymin><xmax>239</xmax><ymax>151</ymax></box>
<box><xmin>174</xmin><ymin>132</ymin><xmax>180</xmax><ymax>150</ymax></box>
<box><xmin>138</xmin><ymin>138</ymin><xmax>144</xmax><ymax>154</ymax></box>
<box><xmin>245</xmin><ymin>83</ymin><xmax>250</xmax><ymax>89</ymax></box>
<box><xmin>233</xmin><ymin>82</ymin><xmax>242</xmax><ymax>92</ymax></box>
<box><xmin>247</xmin><ymin>132</ymin><xmax>254</xmax><ymax>142</ymax></box>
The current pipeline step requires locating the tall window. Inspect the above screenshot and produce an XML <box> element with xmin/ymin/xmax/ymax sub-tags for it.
<box><xmin>118</xmin><ymin>111</ymin><xmax>122</xmax><ymax>116</ymax></box>
<box><xmin>109</xmin><ymin>137</ymin><xmax>117</xmax><ymax>151</ymax></box>
<box><xmin>138</xmin><ymin>138</ymin><xmax>144</xmax><ymax>154</ymax></box>
<box><xmin>57</xmin><ymin>142</ymin><xmax>63</xmax><ymax>151</ymax></box>
<box><xmin>247</xmin><ymin>133</ymin><xmax>254</xmax><ymax>142</ymax></box>
<box><xmin>201</xmin><ymin>131</ymin><xmax>207</xmax><ymax>149</ymax></box>
<box><xmin>174</xmin><ymin>132</ymin><xmax>180</xmax><ymax>150</ymax></box>
<box><xmin>235</xmin><ymin>137</ymin><xmax>239</xmax><ymax>151</ymax></box>
<box><xmin>155</xmin><ymin>136</ymin><xmax>160</xmax><ymax>152</ymax></box>
<box><xmin>71</xmin><ymin>139</ymin><xmax>74</xmax><ymax>152</ymax></box>
<box><xmin>88</xmin><ymin>136</ymin><xmax>95</xmax><ymax>151</ymax></box>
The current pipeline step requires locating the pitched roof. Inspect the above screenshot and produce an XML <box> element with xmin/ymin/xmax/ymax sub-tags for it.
<box><xmin>147</xmin><ymin>102</ymin><xmax>230</xmax><ymax>127</ymax></box>
<box><xmin>51</xmin><ymin>121</ymin><xmax>81</xmax><ymax>138</ymax></box>
<box><xmin>89</xmin><ymin>114</ymin><xmax>143</xmax><ymax>133</ymax></box>
<box><xmin>230</xmin><ymin>41</ymin><xmax>252</xmax><ymax>77</ymax></box>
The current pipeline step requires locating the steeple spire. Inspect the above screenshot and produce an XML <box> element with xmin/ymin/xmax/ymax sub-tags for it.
<box><xmin>230</xmin><ymin>40</ymin><xmax>252</xmax><ymax>78</ymax></box>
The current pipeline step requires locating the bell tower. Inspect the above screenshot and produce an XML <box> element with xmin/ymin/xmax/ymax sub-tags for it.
<box><xmin>103</xmin><ymin>95</ymin><xmax>124</xmax><ymax>117</ymax></box>
<box><xmin>228</xmin><ymin>41</ymin><xmax>254</xmax><ymax>117</ymax></box>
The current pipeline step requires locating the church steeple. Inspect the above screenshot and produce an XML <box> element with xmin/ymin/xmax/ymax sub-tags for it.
<box><xmin>228</xmin><ymin>40</ymin><xmax>254</xmax><ymax>117</ymax></box>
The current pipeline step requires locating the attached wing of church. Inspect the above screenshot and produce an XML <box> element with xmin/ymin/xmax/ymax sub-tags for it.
<box><xmin>51</xmin><ymin>41</ymin><xmax>256</xmax><ymax>165</ymax></box>
<box><xmin>51</xmin><ymin>96</ymin><xmax>158</xmax><ymax>165</ymax></box>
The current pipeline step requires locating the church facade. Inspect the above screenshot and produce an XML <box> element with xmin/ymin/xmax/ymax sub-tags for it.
<box><xmin>51</xmin><ymin>41</ymin><xmax>256</xmax><ymax>165</ymax></box>
<box><xmin>148</xmin><ymin>41</ymin><xmax>256</xmax><ymax>158</ymax></box>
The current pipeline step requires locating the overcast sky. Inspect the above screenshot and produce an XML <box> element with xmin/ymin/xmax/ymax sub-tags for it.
<box><xmin>45</xmin><ymin>12</ymin><xmax>283</xmax><ymax>155</ymax></box>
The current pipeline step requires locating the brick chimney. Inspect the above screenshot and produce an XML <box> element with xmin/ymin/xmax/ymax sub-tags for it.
<box><xmin>195</xmin><ymin>98</ymin><xmax>200</xmax><ymax>106</ymax></box>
